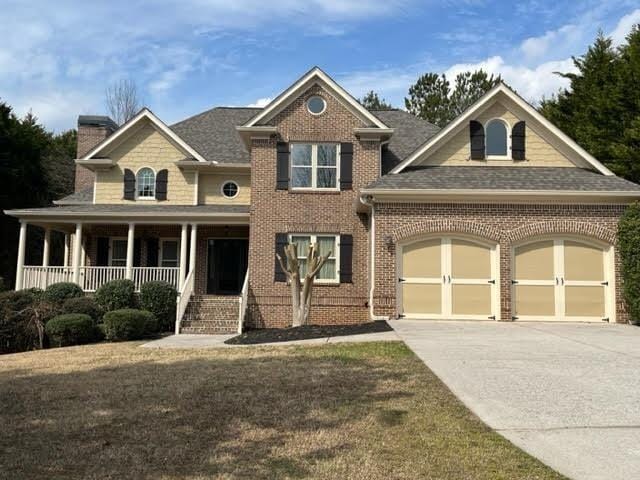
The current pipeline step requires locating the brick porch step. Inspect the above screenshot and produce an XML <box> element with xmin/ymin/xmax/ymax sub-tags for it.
<box><xmin>180</xmin><ymin>295</ymin><xmax>240</xmax><ymax>334</ymax></box>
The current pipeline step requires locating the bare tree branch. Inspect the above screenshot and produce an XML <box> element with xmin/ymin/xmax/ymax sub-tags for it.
<box><xmin>105</xmin><ymin>79</ymin><xmax>141</xmax><ymax>125</ymax></box>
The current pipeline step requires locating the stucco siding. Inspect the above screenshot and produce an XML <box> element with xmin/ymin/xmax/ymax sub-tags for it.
<box><xmin>94</xmin><ymin>121</ymin><xmax>196</xmax><ymax>204</ymax></box>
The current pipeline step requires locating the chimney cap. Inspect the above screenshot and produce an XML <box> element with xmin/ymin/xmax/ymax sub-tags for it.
<box><xmin>78</xmin><ymin>115</ymin><xmax>118</xmax><ymax>131</ymax></box>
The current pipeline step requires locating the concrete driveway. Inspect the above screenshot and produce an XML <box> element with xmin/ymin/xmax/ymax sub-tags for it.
<box><xmin>389</xmin><ymin>320</ymin><xmax>640</xmax><ymax>480</ymax></box>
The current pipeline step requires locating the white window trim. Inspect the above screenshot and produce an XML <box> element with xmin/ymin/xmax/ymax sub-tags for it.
<box><xmin>484</xmin><ymin>118</ymin><xmax>511</xmax><ymax>160</ymax></box>
<box><xmin>306</xmin><ymin>95</ymin><xmax>327</xmax><ymax>116</ymax></box>
<box><xmin>290</xmin><ymin>143</ymin><xmax>340</xmax><ymax>191</ymax></box>
<box><xmin>220</xmin><ymin>180</ymin><xmax>240</xmax><ymax>199</ymax></box>
<box><xmin>109</xmin><ymin>237</ymin><xmax>128</xmax><ymax>267</ymax></box>
<box><xmin>288</xmin><ymin>233</ymin><xmax>340</xmax><ymax>284</ymax></box>
<box><xmin>160</xmin><ymin>238</ymin><xmax>180</xmax><ymax>268</ymax></box>
<box><xmin>135</xmin><ymin>166</ymin><xmax>156</xmax><ymax>200</ymax></box>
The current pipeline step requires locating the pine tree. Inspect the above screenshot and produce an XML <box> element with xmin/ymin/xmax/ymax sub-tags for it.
<box><xmin>359</xmin><ymin>91</ymin><xmax>394</xmax><ymax>110</ymax></box>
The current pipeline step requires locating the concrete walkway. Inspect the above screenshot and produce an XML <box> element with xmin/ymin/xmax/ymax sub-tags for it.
<box><xmin>390</xmin><ymin>320</ymin><xmax>640</xmax><ymax>480</ymax></box>
<box><xmin>142</xmin><ymin>330</ymin><xmax>399</xmax><ymax>348</ymax></box>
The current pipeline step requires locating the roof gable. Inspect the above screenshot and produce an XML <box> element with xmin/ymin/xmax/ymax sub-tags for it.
<box><xmin>242</xmin><ymin>67</ymin><xmax>390</xmax><ymax>129</ymax></box>
<box><xmin>390</xmin><ymin>83</ymin><xmax>613</xmax><ymax>176</ymax></box>
<box><xmin>80</xmin><ymin>108</ymin><xmax>209</xmax><ymax>163</ymax></box>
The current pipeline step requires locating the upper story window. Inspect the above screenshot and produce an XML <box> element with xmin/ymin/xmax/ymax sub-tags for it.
<box><xmin>291</xmin><ymin>143</ymin><xmax>339</xmax><ymax>190</ymax></box>
<box><xmin>136</xmin><ymin>167</ymin><xmax>155</xmax><ymax>198</ymax></box>
<box><xmin>221</xmin><ymin>181</ymin><xmax>239</xmax><ymax>199</ymax></box>
<box><xmin>306</xmin><ymin>95</ymin><xmax>326</xmax><ymax>115</ymax></box>
<box><xmin>485</xmin><ymin>119</ymin><xmax>509</xmax><ymax>158</ymax></box>
<box><xmin>289</xmin><ymin>234</ymin><xmax>338</xmax><ymax>282</ymax></box>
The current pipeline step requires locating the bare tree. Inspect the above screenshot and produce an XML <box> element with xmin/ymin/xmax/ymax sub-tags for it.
<box><xmin>105</xmin><ymin>79</ymin><xmax>141</xmax><ymax>125</ymax></box>
<box><xmin>276</xmin><ymin>242</ymin><xmax>331</xmax><ymax>327</ymax></box>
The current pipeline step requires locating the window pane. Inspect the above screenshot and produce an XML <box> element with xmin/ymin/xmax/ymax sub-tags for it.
<box><xmin>319</xmin><ymin>259</ymin><xmax>336</xmax><ymax>280</ymax></box>
<box><xmin>317</xmin><ymin>144</ymin><xmax>337</xmax><ymax>166</ymax></box>
<box><xmin>291</xmin><ymin>167</ymin><xmax>312</xmax><ymax>188</ymax></box>
<box><xmin>291</xmin><ymin>236</ymin><xmax>311</xmax><ymax>257</ymax></box>
<box><xmin>137</xmin><ymin>168</ymin><xmax>155</xmax><ymax>197</ymax></box>
<box><xmin>112</xmin><ymin>240</ymin><xmax>127</xmax><ymax>266</ymax></box>
<box><xmin>163</xmin><ymin>241</ymin><xmax>178</xmax><ymax>261</ymax></box>
<box><xmin>299</xmin><ymin>259</ymin><xmax>308</xmax><ymax>277</ymax></box>
<box><xmin>316</xmin><ymin>236</ymin><xmax>335</xmax><ymax>258</ymax></box>
<box><xmin>317</xmin><ymin>167</ymin><xmax>336</xmax><ymax>188</ymax></box>
<box><xmin>486</xmin><ymin>120</ymin><xmax>508</xmax><ymax>156</ymax></box>
<box><xmin>291</xmin><ymin>144</ymin><xmax>312</xmax><ymax>166</ymax></box>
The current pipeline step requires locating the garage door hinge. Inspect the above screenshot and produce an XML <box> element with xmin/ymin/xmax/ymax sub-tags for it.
<box><xmin>488</xmin><ymin>315</ymin><xmax>496</xmax><ymax>320</ymax></box>
<box><xmin>512</xmin><ymin>316</ymin><xmax>519</xmax><ymax>320</ymax></box>
<box><xmin>398</xmin><ymin>314</ymin><xmax>406</xmax><ymax>319</ymax></box>
<box><xmin>601</xmin><ymin>281</ymin><xmax>609</xmax><ymax>286</ymax></box>
<box><xmin>488</xmin><ymin>279</ymin><xmax>496</xmax><ymax>284</ymax></box>
<box><xmin>511</xmin><ymin>280</ymin><xmax>519</xmax><ymax>284</ymax></box>
<box><xmin>398</xmin><ymin>277</ymin><xmax>405</xmax><ymax>283</ymax></box>
<box><xmin>602</xmin><ymin>317</ymin><xmax>610</xmax><ymax>322</ymax></box>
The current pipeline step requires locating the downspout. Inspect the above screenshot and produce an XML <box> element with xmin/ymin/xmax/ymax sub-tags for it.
<box><xmin>360</xmin><ymin>193</ymin><xmax>387</xmax><ymax>321</ymax></box>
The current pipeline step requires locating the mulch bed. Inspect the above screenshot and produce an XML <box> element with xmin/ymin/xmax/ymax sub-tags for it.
<box><xmin>224</xmin><ymin>320</ymin><xmax>392</xmax><ymax>345</ymax></box>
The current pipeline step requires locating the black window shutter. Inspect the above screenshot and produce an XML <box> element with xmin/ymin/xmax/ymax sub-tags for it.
<box><xmin>133</xmin><ymin>238</ymin><xmax>142</xmax><ymax>267</ymax></box>
<box><xmin>97</xmin><ymin>237</ymin><xmax>109</xmax><ymax>266</ymax></box>
<box><xmin>124</xmin><ymin>168</ymin><xmax>136</xmax><ymax>200</ymax></box>
<box><xmin>512</xmin><ymin>121</ymin><xmax>526</xmax><ymax>160</ymax></box>
<box><xmin>276</xmin><ymin>142</ymin><xmax>289</xmax><ymax>190</ymax></box>
<box><xmin>146</xmin><ymin>238</ymin><xmax>159</xmax><ymax>267</ymax></box>
<box><xmin>339</xmin><ymin>234</ymin><xmax>353</xmax><ymax>283</ymax></box>
<box><xmin>274</xmin><ymin>233</ymin><xmax>288</xmax><ymax>282</ymax></box>
<box><xmin>156</xmin><ymin>169</ymin><xmax>168</xmax><ymax>200</ymax></box>
<box><xmin>340</xmin><ymin>142</ymin><xmax>353</xmax><ymax>190</ymax></box>
<box><xmin>469</xmin><ymin>120</ymin><xmax>485</xmax><ymax>160</ymax></box>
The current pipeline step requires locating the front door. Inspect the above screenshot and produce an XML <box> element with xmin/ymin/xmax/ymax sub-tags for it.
<box><xmin>207</xmin><ymin>239</ymin><xmax>248</xmax><ymax>295</ymax></box>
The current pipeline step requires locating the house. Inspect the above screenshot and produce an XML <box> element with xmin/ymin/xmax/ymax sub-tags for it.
<box><xmin>6</xmin><ymin>67</ymin><xmax>640</xmax><ymax>332</ymax></box>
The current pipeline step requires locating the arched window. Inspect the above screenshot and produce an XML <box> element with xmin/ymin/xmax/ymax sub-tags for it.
<box><xmin>136</xmin><ymin>167</ymin><xmax>155</xmax><ymax>198</ymax></box>
<box><xmin>485</xmin><ymin>119</ymin><xmax>508</xmax><ymax>157</ymax></box>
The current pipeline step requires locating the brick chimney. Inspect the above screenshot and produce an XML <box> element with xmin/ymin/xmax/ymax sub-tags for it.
<box><xmin>75</xmin><ymin>115</ymin><xmax>118</xmax><ymax>192</ymax></box>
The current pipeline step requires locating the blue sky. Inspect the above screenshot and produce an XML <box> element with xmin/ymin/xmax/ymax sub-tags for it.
<box><xmin>2</xmin><ymin>0</ymin><xmax>639</xmax><ymax>132</ymax></box>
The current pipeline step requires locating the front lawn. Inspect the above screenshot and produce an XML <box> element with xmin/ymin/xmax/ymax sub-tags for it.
<box><xmin>0</xmin><ymin>341</ymin><xmax>565</xmax><ymax>479</ymax></box>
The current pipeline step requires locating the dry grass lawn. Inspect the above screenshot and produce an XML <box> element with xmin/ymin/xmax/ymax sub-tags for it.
<box><xmin>0</xmin><ymin>341</ymin><xmax>565</xmax><ymax>480</ymax></box>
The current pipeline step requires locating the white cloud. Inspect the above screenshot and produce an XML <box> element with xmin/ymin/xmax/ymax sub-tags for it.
<box><xmin>610</xmin><ymin>8</ymin><xmax>640</xmax><ymax>45</ymax></box>
<box><xmin>247</xmin><ymin>97</ymin><xmax>272</xmax><ymax>108</ymax></box>
<box><xmin>520</xmin><ymin>24</ymin><xmax>584</xmax><ymax>61</ymax></box>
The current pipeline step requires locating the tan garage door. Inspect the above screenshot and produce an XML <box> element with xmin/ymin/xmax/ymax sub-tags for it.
<box><xmin>400</xmin><ymin>237</ymin><xmax>497</xmax><ymax>320</ymax></box>
<box><xmin>513</xmin><ymin>239</ymin><xmax>610</xmax><ymax>321</ymax></box>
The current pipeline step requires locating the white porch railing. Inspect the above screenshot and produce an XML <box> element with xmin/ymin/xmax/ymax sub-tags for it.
<box><xmin>22</xmin><ymin>266</ymin><xmax>74</xmax><ymax>289</ymax></box>
<box><xmin>237</xmin><ymin>269</ymin><xmax>249</xmax><ymax>334</ymax></box>
<box><xmin>175</xmin><ymin>268</ymin><xmax>195</xmax><ymax>334</ymax></box>
<box><xmin>21</xmin><ymin>266</ymin><xmax>180</xmax><ymax>292</ymax></box>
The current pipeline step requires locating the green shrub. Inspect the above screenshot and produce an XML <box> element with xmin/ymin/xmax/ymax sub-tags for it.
<box><xmin>45</xmin><ymin>314</ymin><xmax>102</xmax><ymax>347</ymax></box>
<box><xmin>43</xmin><ymin>282</ymin><xmax>84</xmax><ymax>305</ymax></box>
<box><xmin>619</xmin><ymin>202</ymin><xmax>640</xmax><ymax>325</ymax></box>
<box><xmin>62</xmin><ymin>296</ymin><xmax>103</xmax><ymax>324</ymax></box>
<box><xmin>102</xmin><ymin>309</ymin><xmax>157</xmax><ymax>341</ymax></box>
<box><xmin>0</xmin><ymin>277</ymin><xmax>6</xmax><ymax>292</ymax></box>
<box><xmin>0</xmin><ymin>290</ymin><xmax>59</xmax><ymax>353</ymax></box>
<box><xmin>139</xmin><ymin>281</ymin><xmax>177</xmax><ymax>332</ymax></box>
<box><xmin>95</xmin><ymin>279</ymin><xmax>136</xmax><ymax>312</ymax></box>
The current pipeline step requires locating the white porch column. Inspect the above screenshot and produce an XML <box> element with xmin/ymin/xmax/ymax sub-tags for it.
<box><xmin>63</xmin><ymin>233</ymin><xmax>70</xmax><ymax>267</ymax></box>
<box><xmin>15</xmin><ymin>221</ymin><xmax>28</xmax><ymax>290</ymax></box>
<box><xmin>42</xmin><ymin>227</ymin><xmax>51</xmax><ymax>268</ymax></box>
<box><xmin>189</xmin><ymin>224</ymin><xmax>198</xmax><ymax>274</ymax></box>
<box><xmin>179</xmin><ymin>223</ymin><xmax>188</xmax><ymax>290</ymax></box>
<box><xmin>126</xmin><ymin>223</ymin><xmax>135</xmax><ymax>280</ymax></box>
<box><xmin>72</xmin><ymin>223</ymin><xmax>83</xmax><ymax>285</ymax></box>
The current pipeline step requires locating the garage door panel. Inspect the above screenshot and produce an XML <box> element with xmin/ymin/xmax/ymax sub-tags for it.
<box><xmin>565</xmin><ymin>286</ymin><xmax>605</xmax><ymax>317</ymax></box>
<box><xmin>451</xmin><ymin>284</ymin><xmax>491</xmax><ymax>316</ymax></box>
<box><xmin>564</xmin><ymin>241</ymin><xmax>604</xmax><ymax>282</ymax></box>
<box><xmin>515</xmin><ymin>241</ymin><xmax>554</xmax><ymax>280</ymax></box>
<box><xmin>451</xmin><ymin>239</ymin><xmax>491</xmax><ymax>279</ymax></box>
<box><xmin>514</xmin><ymin>285</ymin><xmax>555</xmax><ymax>316</ymax></box>
<box><xmin>402</xmin><ymin>239</ymin><xmax>441</xmax><ymax>278</ymax></box>
<box><xmin>402</xmin><ymin>284</ymin><xmax>441</xmax><ymax>315</ymax></box>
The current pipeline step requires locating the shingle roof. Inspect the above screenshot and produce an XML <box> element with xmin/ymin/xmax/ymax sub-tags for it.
<box><xmin>5</xmin><ymin>204</ymin><xmax>249</xmax><ymax>218</ymax></box>
<box><xmin>169</xmin><ymin>106</ymin><xmax>439</xmax><ymax>166</ymax></box>
<box><xmin>55</xmin><ymin>187</ymin><xmax>93</xmax><ymax>205</ymax></box>
<box><xmin>171</xmin><ymin>107</ymin><xmax>259</xmax><ymax>164</ymax></box>
<box><xmin>371</xmin><ymin>110</ymin><xmax>440</xmax><ymax>174</ymax></box>
<box><xmin>365</xmin><ymin>166</ymin><xmax>640</xmax><ymax>192</ymax></box>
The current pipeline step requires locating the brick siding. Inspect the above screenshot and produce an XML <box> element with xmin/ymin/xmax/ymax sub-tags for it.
<box><xmin>75</xmin><ymin>124</ymin><xmax>116</xmax><ymax>192</ymax></box>
<box><xmin>373</xmin><ymin>202</ymin><xmax>628</xmax><ymax>323</ymax></box>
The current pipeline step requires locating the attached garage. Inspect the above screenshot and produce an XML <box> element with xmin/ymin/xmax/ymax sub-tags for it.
<box><xmin>398</xmin><ymin>236</ymin><xmax>499</xmax><ymax>320</ymax></box>
<box><xmin>512</xmin><ymin>238</ymin><xmax>614</xmax><ymax>322</ymax></box>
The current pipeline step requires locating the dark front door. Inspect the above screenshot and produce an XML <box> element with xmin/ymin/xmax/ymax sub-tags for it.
<box><xmin>207</xmin><ymin>239</ymin><xmax>248</xmax><ymax>295</ymax></box>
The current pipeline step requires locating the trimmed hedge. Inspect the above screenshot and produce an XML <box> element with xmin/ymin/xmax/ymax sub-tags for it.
<box><xmin>45</xmin><ymin>314</ymin><xmax>102</xmax><ymax>347</ymax></box>
<box><xmin>619</xmin><ymin>202</ymin><xmax>640</xmax><ymax>324</ymax></box>
<box><xmin>62</xmin><ymin>296</ymin><xmax>103</xmax><ymax>324</ymax></box>
<box><xmin>43</xmin><ymin>282</ymin><xmax>84</xmax><ymax>306</ymax></box>
<box><xmin>139</xmin><ymin>281</ymin><xmax>177</xmax><ymax>332</ymax></box>
<box><xmin>103</xmin><ymin>309</ymin><xmax>157</xmax><ymax>341</ymax></box>
<box><xmin>95</xmin><ymin>279</ymin><xmax>136</xmax><ymax>312</ymax></box>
